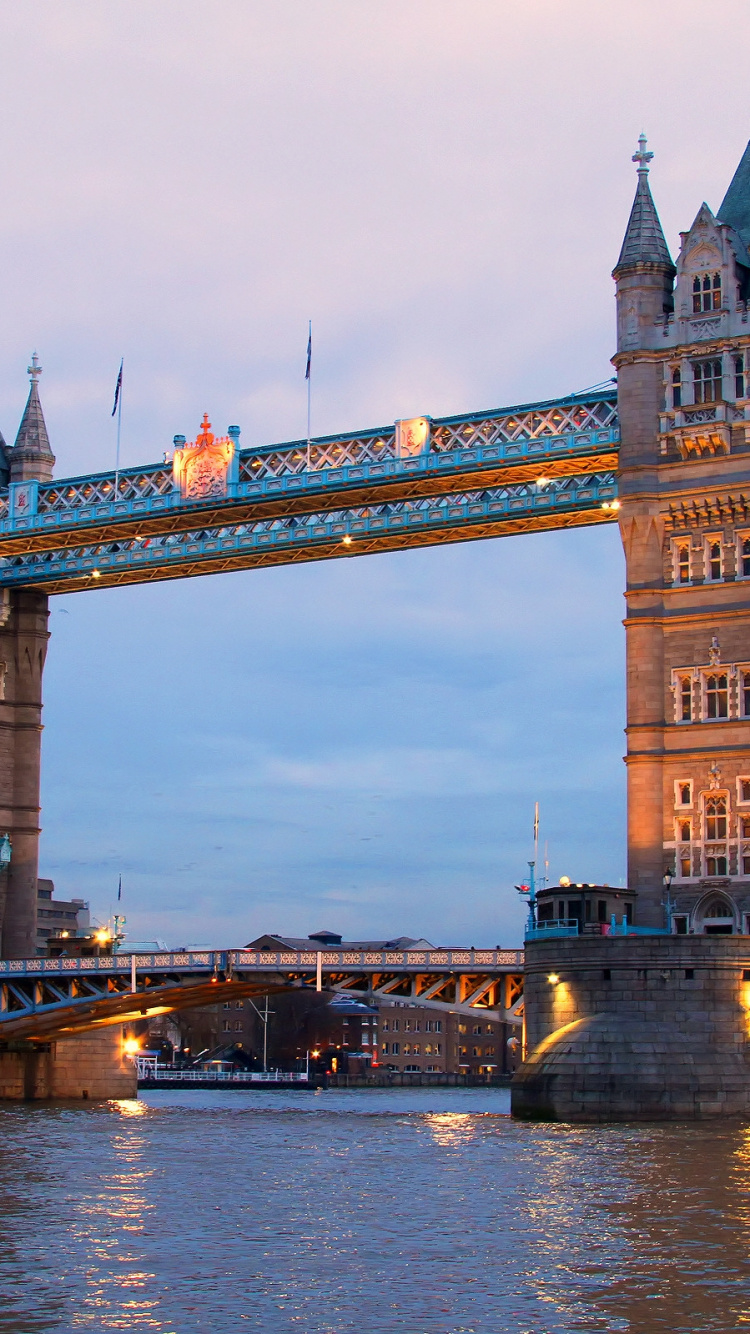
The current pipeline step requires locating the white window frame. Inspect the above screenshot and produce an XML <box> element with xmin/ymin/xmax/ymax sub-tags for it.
<box><xmin>737</xmin><ymin>777</ymin><xmax>750</xmax><ymax>806</ymax></box>
<box><xmin>674</xmin><ymin>779</ymin><xmax>693</xmax><ymax>808</ymax></box>
<box><xmin>672</xmin><ymin>539</ymin><xmax>692</xmax><ymax>584</ymax></box>
<box><xmin>736</xmin><ymin>533</ymin><xmax>750</xmax><ymax>579</ymax></box>
<box><xmin>701</xmin><ymin>669</ymin><xmax>731</xmax><ymax>720</ymax></box>
<box><xmin>704</xmin><ymin>535</ymin><xmax>724</xmax><ymax>582</ymax></box>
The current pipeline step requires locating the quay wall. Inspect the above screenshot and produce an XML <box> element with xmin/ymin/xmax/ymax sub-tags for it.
<box><xmin>511</xmin><ymin>935</ymin><xmax>750</xmax><ymax>1122</ymax></box>
<box><xmin>0</xmin><ymin>1027</ymin><xmax>137</xmax><ymax>1100</ymax></box>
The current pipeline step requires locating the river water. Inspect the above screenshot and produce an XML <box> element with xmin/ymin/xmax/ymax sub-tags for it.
<box><xmin>0</xmin><ymin>1086</ymin><xmax>749</xmax><ymax>1333</ymax></box>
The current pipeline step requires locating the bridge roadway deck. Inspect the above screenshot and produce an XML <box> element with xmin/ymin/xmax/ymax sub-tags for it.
<box><xmin>0</xmin><ymin>389</ymin><xmax>618</xmax><ymax>593</ymax></box>
<box><xmin>0</xmin><ymin>948</ymin><xmax>525</xmax><ymax>1042</ymax></box>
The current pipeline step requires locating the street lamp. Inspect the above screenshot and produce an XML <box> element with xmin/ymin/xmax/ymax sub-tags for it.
<box><xmin>662</xmin><ymin>867</ymin><xmax>675</xmax><ymax>932</ymax></box>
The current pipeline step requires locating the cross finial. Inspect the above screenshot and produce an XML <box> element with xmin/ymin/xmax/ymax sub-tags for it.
<box><xmin>632</xmin><ymin>132</ymin><xmax>654</xmax><ymax>174</ymax></box>
<box><xmin>27</xmin><ymin>351</ymin><xmax>42</xmax><ymax>384</ymax></box>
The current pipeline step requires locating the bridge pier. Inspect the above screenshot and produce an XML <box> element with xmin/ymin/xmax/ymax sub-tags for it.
<box><xmin>0</xmin><ymin>589</ymin><xmax>49</xmax><ymax>959</ymax></box>
<box><xmin>0</xmin><ymin>1028</ymin><xmax>136</xmax><ymax>1101</ymax></box>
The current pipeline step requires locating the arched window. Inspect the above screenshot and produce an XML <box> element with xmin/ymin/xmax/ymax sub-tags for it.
<box><xmin>679</xmin><ymin>820</ymin><xmax>691</xmax><ymax>842</ymax></box>
<box><xmin>706</xmin><ymin>674</ymin><xmax>728</xmax><ymax>718</ymax></box>
<box><xmin>676</xmin><ymin>545</ymin><xmax>690</xmax><ymax>583</ymax></box>
<box><xmin>708</xmin><ymin>541</ymin><xmax>723</xmax><ymax>580</ymax></box>
<box><xmin>693</xmin><ymin>358</ymin><xmax>723</xmax><ymax>403</ymax></box>
<box><xmin>678</xmin><ymin>782</ymin><xmax>692</xmax><ymax>806</ymax></box>
<box><xmin>679</xmin><ymin>677</ymin><xmax>692</xmax><ymax>722</ymax></box>
<box><xmin>705</xmin><ymin>796</ymin><xmax>727</xmax><ymax>840</ymax></box>
<box><xmin>704</xmin><ymin>897</ymin><xmax>733</xmax><ymax>917</ymax></box>
<box><xmin>706</xmin><ymin>855</ymin><xmax>728</xmax><ymax>876</ymax></box>
<box><xmin>672</xmin><ymin>366</ymin><xmax>682</xmax><ymax>408</ymax></box>
<box><xmin>693</xmin><ymin>273</ymin><xmax>722</xmax><ymax>313</ymax></box>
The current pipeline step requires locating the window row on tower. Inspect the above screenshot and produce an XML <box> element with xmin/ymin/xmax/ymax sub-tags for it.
<box><xmin>671</xmin><ymin>665</ymin><xmax>750</xmax><ymax>723</ymax></box>
<box><xmin>668</xmin><ymin>779</ymin><xmax>750</xmax><ymax>881</ymax></box>
<box><xmin>668</xmin><ymin>350</ymin><xmax>746</xmax><ymax>408</ymax></box>
<box><xmin>669</xmin><ymin>533</ymin><xmax>750</xmax><ymax>585</ymax></box>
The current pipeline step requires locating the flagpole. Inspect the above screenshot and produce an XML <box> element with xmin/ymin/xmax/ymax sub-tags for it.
<box><xmin>306</xmin><ymin>320</ymin><xmax>311</xmax><ymax>471</ymax></box>
<box><xmin>113</xmin><ymin>358</ymin><xmax>123</xmax><ymax>500</ymax></box>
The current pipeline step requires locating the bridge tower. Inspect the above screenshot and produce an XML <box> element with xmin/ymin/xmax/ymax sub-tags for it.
<box><xmin>512</xmin><ymin>138</ymin><xmax>750</xmax><ymax>1121</ymax></box>
<box><xmin>0</xmin><ymin>356</ymin><xmax>54</xmax><ymax>957</ymax></box>
<box><xmin>615</xmin><ymin>136</ymin><xmax>750</xmax><ymax>933</ymax></box>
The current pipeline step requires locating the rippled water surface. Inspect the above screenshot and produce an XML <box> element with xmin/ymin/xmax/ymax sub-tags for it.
<box><xmin>0</xmin><ymin>1086</ymin><xmax>749</xmax><ymax>1332</ymax></box>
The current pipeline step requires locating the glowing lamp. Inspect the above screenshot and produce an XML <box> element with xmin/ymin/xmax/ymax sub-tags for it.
<box><xmin>343</xmin><ymin>535</ymin><xmax>352</xmax><ymax>546</ymax></box>
<box><xmin>547</xmin><ymin>974</ymin><xmax>560</xmax><ymax>985</ymax></box>
<box><xmin>123</xmin><ymin>1038</ymin><xmax>140</xmax><ymax>1056</ymax></box>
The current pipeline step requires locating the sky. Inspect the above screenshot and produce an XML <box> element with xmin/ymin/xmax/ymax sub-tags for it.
<box><xmin>1</xmin><ymin>0</ymin><xmax>749</xmax><ymax>948</ymax></box>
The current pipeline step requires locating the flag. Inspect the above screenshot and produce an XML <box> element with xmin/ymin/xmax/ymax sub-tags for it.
<box><xmin>305</xmin><ymin>328</ymin><xmax>311</xmax><ymax>381</ymax></box>
<box><xmin>117</xmin><ymin>874</ymin><xmax>122</xmax><ymax>902</ymax></box>
<box><xmin>111</xmin><ymin>360</ymin><xmax>123</xmax><ymax>417</ymax></box>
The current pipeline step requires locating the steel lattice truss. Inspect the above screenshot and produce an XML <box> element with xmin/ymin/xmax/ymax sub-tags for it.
<box><xmin>0</xmin><ymin>390</ymin><xmax>618</xmax><ymax>593</ymax></box>
<box><xmin>0</xmin><ymin>948</ymin><xmax>525</xmax><ymax>1041</ymax></box>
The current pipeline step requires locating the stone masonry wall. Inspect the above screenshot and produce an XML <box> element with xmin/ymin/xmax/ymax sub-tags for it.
<box><xmin>0</xmin><ymin>1026</ymin><xmax>137</xmax><ymax>1101</ymax></box>
<box><xmin>511</xmin><ymin>935</ymin><xmax>750</xmax><ymax>1121</ymax></box>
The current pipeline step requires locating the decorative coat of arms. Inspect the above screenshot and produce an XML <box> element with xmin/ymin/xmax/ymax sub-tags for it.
<box><xmin>172</xmin><ymin>415</ymin><xmax>235</xmax><ymax>501</ymax></box>
<box><xmin>395</xmin><ymin>416</ymin><xmax>430</xmax><ymax>459</ymax></box>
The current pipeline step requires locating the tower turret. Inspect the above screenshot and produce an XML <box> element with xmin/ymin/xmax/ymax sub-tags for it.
<box><xmin>10</xmin><ymin>354</ymin><xmax>55</xmax><ymax>484</ymax></box>
<box><xmin>613</xmin><ymin>134</ymin><xmax>675</xmax><ymax>355</ymax></box>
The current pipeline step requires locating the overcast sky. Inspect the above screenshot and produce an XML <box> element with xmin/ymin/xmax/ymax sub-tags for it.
<box><xmin>1</xmin><ymin>1</ymin><xmax>748</xmax><ymax>947</ymax></box>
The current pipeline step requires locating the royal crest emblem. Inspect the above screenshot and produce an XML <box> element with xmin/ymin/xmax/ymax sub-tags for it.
<box><xmin>172</xmin><ymin>415</ymin><xmax>235</xmax><ymax>501</ymax></box>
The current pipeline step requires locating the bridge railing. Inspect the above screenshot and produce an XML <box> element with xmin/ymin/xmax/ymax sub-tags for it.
<box><xmin>0</xmin><ymin>391</ymin><xmax>617</xmax><ymax>534</ymax></box>
<box><xmin>0</xmin><ymin>946</ymin><xmax>524</xmax><ymax>978</ymax></box>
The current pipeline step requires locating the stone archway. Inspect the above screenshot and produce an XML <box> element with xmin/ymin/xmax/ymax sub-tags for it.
<box><xmin>693</xmin><ymin>893</ymin><xmax>737</xmax><ymax>935</ymax></box>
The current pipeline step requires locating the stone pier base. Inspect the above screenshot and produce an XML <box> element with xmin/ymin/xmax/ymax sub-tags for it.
<box><xmin>0</xmin><ymin>1026</ymin><xmax>137</xmax><ymax>1101</ymax></box>
<box><xmin>511</xmin><ymin>935</ymin><xmax>750</xmax><ymax>1122</ymax></box>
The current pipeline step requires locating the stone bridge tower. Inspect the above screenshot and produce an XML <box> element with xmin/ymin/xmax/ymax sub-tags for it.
<box><xmin>0</xmin><ymin>356</ymin><xmax>54</xmax><ymax>957</ymax></box>
<box><xmin>615</xmin><ymin>136</ymin><xmax>750</xmax><ymax>934</ymax></box>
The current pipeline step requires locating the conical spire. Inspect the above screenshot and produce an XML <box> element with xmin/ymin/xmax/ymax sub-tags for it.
<box><xmin>614</xmin><ymin>134</ymin><xmax>674</xmax><ymax>273</ymax></box>
<box><xmin>11</xmin><ymin>353</ymin><xmax>55</xmax><ymax>483</ymax></box>
<box><xmin>717</xmin><ymin>139</ymin><xmax>750</xmax><ymax>248</ymax></box>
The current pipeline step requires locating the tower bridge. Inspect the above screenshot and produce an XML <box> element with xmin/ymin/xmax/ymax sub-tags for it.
<box><xmin>2</xmin><ymin>134</ymin><xmax>750</xmax><ymax>1118</ymax></box>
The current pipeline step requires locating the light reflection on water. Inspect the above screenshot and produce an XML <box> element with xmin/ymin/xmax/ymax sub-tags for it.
<box><xmin>0</xmin><ymin>1087</ymin><xmax>748</xmax><ymax>1333</ymax></box>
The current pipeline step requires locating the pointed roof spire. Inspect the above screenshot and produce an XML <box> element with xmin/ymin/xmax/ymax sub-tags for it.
<box><xmin>717</xmin><ymin>139</ymin><xmax>750</xmax><ymax>248</ymax></box>
<box><xmin>11</xmin><ymin>353</ymin><xmax>55</xmax><ymax>482</ymax></box>
<box><xmin>614</xmin><ymin>134</ymin><xmax>674</xmax><ymax>273</ymax></box>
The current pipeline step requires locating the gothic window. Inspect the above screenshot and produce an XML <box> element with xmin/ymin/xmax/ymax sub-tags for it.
<box><xmin>742</xmin><ymin>538</ymin><xmax>750</xmax><ymax>577</ymax></box>
<box><xmin>741</xmin><ymin>816</ymin><xmax>750</xmax><ymax>838</ymax></box>
<box><xmin>675</xmin><ymin>544</ymin><xmax>691</xmax><ymax>583</ymax></box>
<box><xmin>693</xmin><ymin>272</ymin><xmax>721</xmax><ymax>313</ymax></box>
<box><xmin>736</xmin><ymin>355</ymin><xmax>746</xmax><ymax>399</ymax></box>
<box><xmin>706</xmin><ymin>855</ymin><xmax>728</xmax><ymax>876</ymax></box>
<box><xmin>672</xmin><ymin>366</ymin><xmax>682</xmax><ymax>408</ymax></box>
<box><xmin>705</xmin><ymin>796</ymin><xmax>728</xmax><ymax>840</ymax></box>
<box><xmin>693</xmin><ymin>358</ymin><xmax>723</xmax><ymax>403</ymax></box>
<box><xmin>679</xmin><ymin>819</ymin><xmax>691</xmax><ymax>842</ymax></box>
<box><xmin>744</xmin><ymin>855</ymin><xmax>750</xmax><ymax>876</ymax></box>
<box><xmin>741</xmin><ymin>779</ymin><xmax>750</xmax><ymax>802</ymax></box>
<box><xmin>743</xmin><ymin>673</ymin><xmax>750</xmax><ymax>717</ymax></box>
<box><xmin>704</xmin><ymin>896</ymin><xmax>732</xmax><ymax>915</ymax></box>
<box><xmin>707</xmin><ymin>541</ymin><xmax>723</xmax><ymax>580</ymax></box>
<box><xmin>679</xmin><ymin>677</ymin><xmax>692</xmax><ymax>722</ymax></box>
<box><xmin>680</xmin><ymin>852</ymin><xmax>692</xmax><ymax>878</ymax></box>
<box><xmin>706</xmin><ymin>674</ymin><xmax>729</xmax><ymax>718</ymax></box>
<box><xmin>678</xmin><ymin>782</ymin><xmax>692</xmax><ymax>806</ymax></box>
